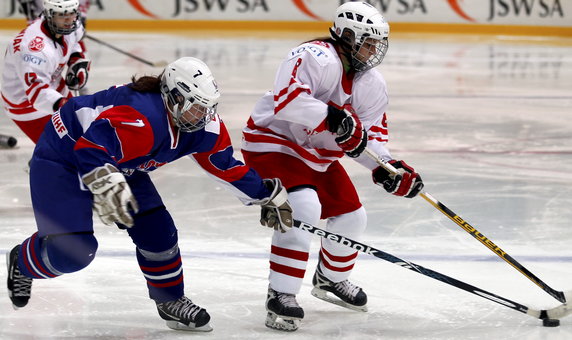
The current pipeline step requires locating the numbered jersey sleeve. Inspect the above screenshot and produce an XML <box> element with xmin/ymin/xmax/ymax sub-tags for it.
<box><xmin>191</xmin><ymin>118</ymin><xmax>270</xmax><ymax>204</ymax></box>
<box><xmin>72</xmin><ymin>105</ymin><xmax>155</xmax><ymax>176</ymax></box>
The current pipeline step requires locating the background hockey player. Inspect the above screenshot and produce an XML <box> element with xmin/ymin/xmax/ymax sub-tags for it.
<box><xmin>241</xmin><ymin>2</ymin><xmax>424</xmax><ymax>331</ymax></box>
<box><xmin>5</xmin><ymin>57</ymin><xmax>293</xmax><ymax>332</ymax></box>
<box><xmin>2</xmin><ymin>0</ymin><xmax>90</xmax><ymax>143</ymax></box>
<box><xmin>18</xmin><ymin>0</ymin><xmax>91</xmax><ymax>27</ymax></box>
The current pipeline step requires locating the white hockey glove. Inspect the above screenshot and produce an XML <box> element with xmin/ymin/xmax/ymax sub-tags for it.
<box><xmin>257</xmin><ymin>178</ymin><xmax>293</xmax><ymax>233</ymax></box>
<box><xmin>66</xmin><ymin>57</ymin><xmax>91</xmax><ymax>91</ymax></box>
<box><xmin>82</xmin><ymin>164</ymin><xmax>139</xmax><ymax>227</ymax></box>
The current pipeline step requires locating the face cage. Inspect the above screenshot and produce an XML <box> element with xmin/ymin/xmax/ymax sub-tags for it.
<box><xmin>46</xmin><ymin>10</ymin><xmax>79</xmax><ymax>35</ymax></box>
<box><xmin>165</xmin><ymin>87</ymin><xmax>216</xmax><ymax>132</ymax></box>
<box><xmin>351</xmin><ymin>37</ymin><xmax>389</xmax><ymax>72</ymax></box>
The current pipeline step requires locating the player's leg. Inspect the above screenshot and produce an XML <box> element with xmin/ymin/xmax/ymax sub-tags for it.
<box><xmin>7</xmin><ymin>150</ymin><xmax>96</xmax><ymax>309</ymax></box>
<box><xmin>266</xmin><ymin>187</ymin><xmax>321</xmax><ymax>331</ymax></box>
<box><xmin>125</xmin><ymin>172</ymin><xmax>211</xmax><ymax>332</ymax></box>
<box><xmin>242</xmin><ymin>151</ymin><xmax>322</xmax><ymax>331</ymax></box>
<box><xmin>310</xmin><ymin>160</ymin><xmax>368</xmax><ymax>311</ymax></box>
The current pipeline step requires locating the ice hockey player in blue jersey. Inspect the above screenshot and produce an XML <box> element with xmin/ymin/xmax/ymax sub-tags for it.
<box><xmin>5</xmin><ymin>57</ymin><xmax>293</xmax><ymax>332</ymax></box>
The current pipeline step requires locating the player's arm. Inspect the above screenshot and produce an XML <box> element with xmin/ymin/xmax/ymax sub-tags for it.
<box><xmin>74</xmin><ymin>106</ymin><xmax>154</xmax><ymax>227</ymax></box>
<box><xmin>15</xmin><ymin>47</ymin><xmax>68</xmax><ymax>113</ymax></box>
<box><xmin>191</xmin><ymin>119</ymin><xmax>292</xmax><ymax>232</ymax></box>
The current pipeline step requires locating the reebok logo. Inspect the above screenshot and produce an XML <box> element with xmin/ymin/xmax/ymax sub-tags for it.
<box><xmin>121</xmin><ymin>119</ymin><xmax>145</xmax><ymax>127</ymax></box>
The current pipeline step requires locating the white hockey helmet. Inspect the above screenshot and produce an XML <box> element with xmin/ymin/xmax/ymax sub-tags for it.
<box><xmin>43</xmin><ymin>0</ymin><xmax>80</xmax><ymax>35</ymax></box>
<box><xmin>160</xmin><ymin>57</ymin><xmax>220</xmax><ymax>133</ymax></box>
<box><xmin>331</xmin><ymin>2</ymin><xmax>390</xmax><ymax>72</ymax></box>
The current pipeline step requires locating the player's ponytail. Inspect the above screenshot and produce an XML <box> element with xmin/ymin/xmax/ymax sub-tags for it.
<box><xmin>128</xmin><ymin>72</ymin><xmax>164</xmax><ymax>93</ymax></box>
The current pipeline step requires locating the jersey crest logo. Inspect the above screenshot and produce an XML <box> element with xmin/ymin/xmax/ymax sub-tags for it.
<box><xmin>121</xmin><ymin>119</ymin><xmax>145</xmax><ymax>127</ymax></box>
<box><xmin>28</xmin><ymin>36</ymin><xmax>44</xmax><ymax>52</ymax></box>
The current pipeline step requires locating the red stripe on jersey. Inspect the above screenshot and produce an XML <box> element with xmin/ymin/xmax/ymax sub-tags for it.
<box><xmin>243</xmin><ymin>132</ymin><xmax>342</xmax><ymax>163</ymax></box>
<box><xmin>74</xmin><ymin>136</ymin><xmax>107</xmax><ymax>152</ymax></box>
<box><xmin>25</xmin><ymin>81</ymin><xmax>42</xmax><ymax>96</ymax></box>
<box><xmin>271</xmin><ymin>245</ymin><xmax>309</xmax><ymax>261</ymax></box>
<box><xmin>193</xmin><ymin>123</ymin><xmax>250</xmax><ymax>182</ymax></box>
<box><xmin>274</xmin><ymin>86</ymin><xmax>311</xmax><ymax>114</ymax></box>
<box><xmin>96</xmin><ymin>106</ymin><xmax>154</xmax><ymax>163</ymax></box>
<box><xmin>140</xmin><ymin>257</ymin><xmax>182</xmax><ymax>273</ymax></box>
<box><xmin>56</xmin><ymin>78</ymin><xmax>67</xmax><ymax>93</ymax></box>
<box><xmin>8</xmin><ymin>106</ymin><xmax>36</xmax><ymax>114</ymax></box>
<box><xmin>1</xmin><ymin>93</ymin><xmax>30</xmax><ymax>108</ymax></box>
<box><xmin>270</xmin><ymin>261</ymin><xmax>306</xmax><ymax>278</ymax></box>
<box><xmin>320</xmin><ymin>247</ymin><xmax>358</xmax><ymax>262</ymax></box>
<box><xmin>27</xmin><ymin>83</ymin><xmax>49</xmax><ymax>105</ymax></box>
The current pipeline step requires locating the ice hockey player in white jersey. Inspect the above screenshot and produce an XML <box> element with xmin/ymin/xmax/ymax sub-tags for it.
<box><xmin>2</xmin><ymin>0</ymin><xmax>89</xmax><ymax>143</ymax></box>
<box><xmin>18</xmin><ymin>0</ymin><xmax>90</xmax><ymax>27</ymax></box>
<box><xmin>241</xmin><ymin>2</ymin><xmax>424</xmax><ymax>331</ymax></box>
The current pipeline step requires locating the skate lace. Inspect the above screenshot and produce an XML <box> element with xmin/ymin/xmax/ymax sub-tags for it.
<box><xmin>165</xmin><ymin>297</ymin><xmax>202</xmax><ymax>320</ymax></box>
<box><xmin>13</xmin><ymin>267</ymin><xmax>32</xmax><ymax>297</ymax></box>
<box><xmin>334</xmin><ymin>280</ymin><xmax>360</xmax><ymax>299</ymax></box>
<box><xmin>277</xmin><ymin>292</ymin><xmax>300</xmax><ymax>308</ymax></box>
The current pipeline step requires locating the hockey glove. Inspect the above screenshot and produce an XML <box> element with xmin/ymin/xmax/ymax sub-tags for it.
<box><xmin>372</xmin><ymin>160</ymin><xmax>424</xmax><ymax>198</ymax></box>
<box><xmin>326</xmin><ymin>105</ymin><xmax>367</xmax><ymax>158</ymax></box>
<box><xmin>258</xmin><ymin>178</ymin><xmax>293</xmax><ymax>233</ymax></box>
<box><xmin>82</xmin><ymin>164</ymin><xmax>139</xmax><ymax>227</ymax></box>
<box><xmin>66</xmin><ymin>56</ymin><xmax>91</xmax><ymax>91</ymax></box>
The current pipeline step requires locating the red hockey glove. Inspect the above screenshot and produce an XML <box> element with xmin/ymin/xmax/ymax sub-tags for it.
<box><xmin>326</xmin><ymin>105</ymin><xmax>367</xmax><ymax>158</ymax></box>
<box><xmin>66</xmin><ymin>55</ymin><xmax>91</xmax><ymax>91</ymax></box>
<box><xmin>372</xmin><ymin>160</ymin><xmax>424</xmax><ymax>198</ymax></box>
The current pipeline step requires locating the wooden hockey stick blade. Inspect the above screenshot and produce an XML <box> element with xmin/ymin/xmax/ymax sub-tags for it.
<box><xmin>363</xmin><ymin>147</ymin><xmax>568</xmax><ymax>304</ymax></box>
<box><xmin>293</xmin><ymin>219</ymin><xmax>572</xmax><ymax>322</ymax></box>
<box><xmin>85</xmin><ymin>34</ymin><xmax>167</xmax><ymax>68</ymax></box>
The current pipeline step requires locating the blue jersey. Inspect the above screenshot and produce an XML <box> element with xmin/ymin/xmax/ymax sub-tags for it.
<box><xmin>40</xmin><ymin>84</ymin><xmax>269</xmax><ymax>204</ymax></box>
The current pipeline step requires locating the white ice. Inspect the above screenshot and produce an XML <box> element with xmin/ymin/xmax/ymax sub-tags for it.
<box><xmin>0</xmin><ymin>29</ymin><xmax>571</xmax><ymax>339</ymax></box>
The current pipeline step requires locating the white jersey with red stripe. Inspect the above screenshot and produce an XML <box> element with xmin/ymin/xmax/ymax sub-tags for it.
<box><xmin>1</xmin><ymin>18</ymin><xmax>84</xmax><ymax>122</ymax></box>
<box><xmin>242</xmin><ymin>40</ymin><xmax>393</xmax><ymax>172</ymax></box>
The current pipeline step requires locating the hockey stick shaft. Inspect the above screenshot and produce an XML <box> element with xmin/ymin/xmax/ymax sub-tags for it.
<box><xmin>363</xmin><ymin>147</ymin><xmax>567</xmax><ymax>303</ymax></box>
<box><xmin>84</xmin><ymin>34</ymin><xmax>167</xmax><ymax>68</ymax></box>
<box><xmin>294</xmin><ymin>220</ymin><xmax>571</xmax><ymax>320</ymax></box>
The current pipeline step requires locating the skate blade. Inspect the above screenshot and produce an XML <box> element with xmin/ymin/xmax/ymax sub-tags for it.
<box><xmin>165</xmin><ymin>320</ymin><xmax>213</xmax><ymax>332</ymax></box>
<box><xmin>265</xmin><ymin>312</ymin><xmax>300</xmax><ymax>332</ymax></box>
<box><xmin>311</xmin><ymin>287</ymin><xmax>368</xmax><ymax>312</ymax></box>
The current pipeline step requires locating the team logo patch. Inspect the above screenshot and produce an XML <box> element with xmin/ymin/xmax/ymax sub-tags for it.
<box><xmin>28</xmin><ymin>36</ymin><xmax>44</xmax><ymax>52</ymax></box>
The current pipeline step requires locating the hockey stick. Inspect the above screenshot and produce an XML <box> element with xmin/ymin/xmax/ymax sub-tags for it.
<box><xmin>293</xmin><ymin>219</ymin><xmax>572</xmax><ymax>323</ymax></box>
<box><xmin>84</xmin><ymin>34</ymin><xmax>168</xmax><ymax>68</ymax></box>
<box><xmin>0</xmin><ymin>134</ymin><xmax>17</xmax><ymax>148</ymax></box>
<box><xmin>363</xmin><ymin>147</ymin><xmax>569</xmax><ymax>304</ymax></box>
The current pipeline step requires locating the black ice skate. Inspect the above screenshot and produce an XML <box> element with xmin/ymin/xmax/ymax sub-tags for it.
<box><xmin>265</xmin><ymin>286</ymin><xmax>304</xmax><ymax>332</ymax></box>
<box><xmin>6</xmin><ymin>245</ymin><xmax>33</xmax><ymax>309</ymax></box>
<box><xmin>311</xmin><ymin>266</ymin><xmax>368</xmax><ymax>312</ymax></box>
<box><xmin>156</xmin><ymin>296</ymin><xmax>212</xmax><ymax>332</ymax></box>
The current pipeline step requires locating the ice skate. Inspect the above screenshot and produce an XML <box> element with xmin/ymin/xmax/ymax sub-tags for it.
<box><xmin>156</xmin><ymin>296</ymin><xmax>212</xmax><ymax>332</ymax></box>
<box><xmin>265</xmin><ymin>286</ymin><xmax>304</xmax><ymax>332</ymax></box>
<box><xmin>311</xmin><ymin>266</ymin><xmax>368</xmax><ymax>312</ymax></box>
<box><xmin>6</xmin><ymin>245</ymin><xmax>33</xmax><ymax>309</ymax></box>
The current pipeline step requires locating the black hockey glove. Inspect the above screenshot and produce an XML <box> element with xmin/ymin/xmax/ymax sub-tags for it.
<box><xmin>66</xmin><ymin>55</ymin><xmax>91</xmax><ymax>91</ymax></box>
<box><xmin>372</xmin><ymin>160</ymin><xmax>424</xmax><ymax>198</ymax></box>
<box><xmin>258</xmin><ymin>178</ymin><xmax>293</xmax><ymax>233</ymax></box>
<box><xmin>326</xmin><ymin>105</ymin><xmax>367</xmax><ymax>158</ymax></box>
